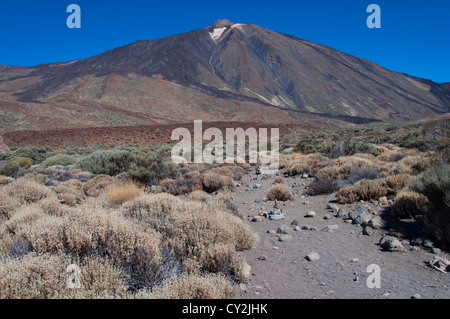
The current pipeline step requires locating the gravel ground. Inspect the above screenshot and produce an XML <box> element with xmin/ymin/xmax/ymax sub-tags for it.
<box><xmin>234</xmin><ymin>170</ymin><xmax>450</xmax><ymax>299</ymax></box>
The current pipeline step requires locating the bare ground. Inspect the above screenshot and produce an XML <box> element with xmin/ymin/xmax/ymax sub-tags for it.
<box><xmin>234</xmin><ymin>169</ymin><xmax>450</xmax><ymax>299</ymax></box>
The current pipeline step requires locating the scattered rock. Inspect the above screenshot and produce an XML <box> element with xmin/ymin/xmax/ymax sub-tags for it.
<box><xmin>323</xmin><ymin>214</ymin><xmax>332</xmax><ymax>220</ymax></box>
<box><xmin>368</xmin><ymin>216</ymin><xmax>383</xmax><ymax>229</ymax></box>
<box><xmin>253</xmin><ymin>184</ymin><xmax>262</xmax><ymax>189</ymax></box>
<box><xmin>327</xmin><ymin>203</ymin><xmax>340</xmax><ymax>214</ymax></box>
<box><xmin>277</xmin><ymin>225</ymin><xmax>292</xmax><ymax>235</ymax></box>
<box><xmin>294</xmin><ymin>226</ymin><xmax>302</xmax><ymax>231</ymax></box>
<box><xmin>427</xmin><ymin>256</ymin><xmax>450</xmax><ymax>273</ymax></box>
<box><xmin>305</xmin><ymin>211</ymin><xmax>316</xmax><ymax>218</ymax></box>
<box><xmin>379</xmin><ymin>235</ymin><xmax>405</xmax><ymax>252</ymax></box>
<box><xmin>322</xmin><ymin>225</ymin><xmax>339</xmax><ymax>232</ymax></box>
<box><xmin>267</xmin><ymin>229</ymin><xmax>276</xmax><ymax>234</ymax></box>
<box><xmin>279</xmin><ymin>234</ymin><xmax>293</xmax><ymax>242</ymax></box>
<box><xmin>411</xmin><ymin>294</ymin><xmax>421</xmax><ymax>299</ymax></box>
<box><xmin>241</xmin><ymin>262</ymin><xmax>252</xmax><ymax>279</ymax></box>
<box><xmin>431</xmin><ymin>248</ymin><xmax>441</xmax><ymax>255</ymax></box>
<box><xmin>335</xmin><ymin>208</ymin><xmax>347</xmax><ymax>218</ymax></box>
<box><xmin>258</xmin><ymin>255</ymin><xmax>268</xmax><ymax>261</ymax></box>
<box><xmin>267</xmin><ymin>209</ymin><xmax>286</xmax><ymax>220</ymax></box>
<box><xmin>379</xmin><ymin>196</ymin><xmax>388</xmax><ymax>205</ymax></box>
<box><xmin>362</xmin><ymin>226</ymin><xmax>373</xmax><ymax>236</ymax></box>
<box><xmin>290</xmin><ymin>219</ymin><xmax>299</xmax><ymax>226</ymax></box>
<box><xmin>305</xmin><ymin>252</ymin><xmax>320</xmax><ymax>261</ymax></box>
<box><xmin>251</xmin><ymin>216</ymin><xmax>264</xmax><ymax>223</ymax></box>
<box><xmin>423</xmin><ymin>239</ymin><xmax>434</xmax><ymax>248</ymax></box>
<box><xmin>301</xmin><ymin>225</ymin><xmax>313</xmax><ymax>231</ymax></box>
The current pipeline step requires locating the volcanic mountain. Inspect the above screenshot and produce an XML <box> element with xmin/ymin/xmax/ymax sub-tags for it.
<box><xmin>0</xmin><ymin>19</ymin><xmax>448</xmax><ymax>135</ymax></box>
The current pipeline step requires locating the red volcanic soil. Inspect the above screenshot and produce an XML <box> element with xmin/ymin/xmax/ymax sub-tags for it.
<box><xmin>2</xmin><ymin>122</ymin><xmax>314</xmax><ymax>148</ymax></box>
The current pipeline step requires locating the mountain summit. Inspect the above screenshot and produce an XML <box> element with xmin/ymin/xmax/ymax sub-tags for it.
<box><xmin>0</xmin><ymin>20</ymin><xmax>448</xmax><ymax>133</ymax></box>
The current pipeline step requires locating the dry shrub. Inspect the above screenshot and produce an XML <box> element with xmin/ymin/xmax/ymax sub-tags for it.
<box><xmin>316</xmin><ymin>163</ymin><xmax>354</xmax><ymax>180</ymax></box>
<box><xmin>0</xmin><ymin>252</ymin><xmax>128</xmax><ymax>299</ymax></box>
<box><xmin>184</xmin><ymin>170</ymin><xmax>201</xmax><ymax>180</ymax></box>
<box><xmin>202</xmin><ymin>173</ymin><xmax>235</xmax><ymax>193</ymax></box>
<box><xmin>274</xmin><ymin>176</ymin><xmax>285</xmax><ymax>184</ymax></box>
<box><xmin>6</xmin><ymin>206</ymin><xmax>162</xmax><ymax>289</ymax></box>
<box><xmin>0</xmin><ymin>175</ymin><xmax>14</xmax><ymax>186</ymax></box>
<box><xmin>337</xmin><ymin>179</ymin><xmax>387</xmax><ymax>203</ymax></box>
<box><xmin>54</xmin><ymin>184</ymin><xmax>86</xmax><ymax>206</ymax></box>
<box><xmin>105</xmin><ymin>181</ymin><xmax>143</xmax><ymax>205</ymax></box>
<box><xmin>315</xmin><ymin>155</ymin><xmax>375</xmax><ymax>180</ymax></box>
<box><xmin>384</xmin><ymin>174</ymin><xmax>413</xmax><ymax>195</ymax></box>
<box><xmin>393</xmin><ymin>189</ymin><xmax>431</xmax><ymax>219</ymax></box>
<box><xmin>215</xmin><ymin>192</ymin><xmax>232</xmax><ymax>204</ymax></box>
<box><xmin>2</xmin><ymin>176</ymin><xmax>55</xmax><ymax>205</ymax></box>
<box><xmin>83</xmin><ymin>175</ymin><xmax>115</xmax><ymax>197</ymax></box>
<box><xmin>137</xmin><ymin>273</ymin><xmax>237</xmax><ymax>299</ymax></box>
<box><xmin>285</xmin><ymin>153</ymin><xmax>328</xmax><ymax>175</ymax></box>
<box><xmin>307</xmin><ymin>178</ymin><xmax>340</xmax><ymax>196</ymax></box>
<box><xmin>267</xmin><ymin>184</ymin><xmax>293</xmax><ymax>201</ymax></box>
<box><xmin>208</xmin><ymin>166</ymin><xmax>234</xmax><ymax>178</ymax></box>
<box><xmin>159</xmin><ymin>178</ymin><xmax>175</xmax><ymax>190</ymax></box>
<box><xmin>189</xmin><ymin>190</ymin><xmax>211</xmax><ymax>202</ymax></box>
<box><xmin>0</xmin><ymin>190</ymin><xmax>21</xmax><ymax>220</ymax></box>
<box><xmin>353</xmin><ymin>179</ymin><xmax>388</xmax><ymax>201</ymax></box>
<box><xmin>63</xmin><ymin>179</ymin><xmax>83</xmax><ymax>188</ymax></box>
<box><xmin>209</xmin><ymin>165</ymin><xmax>245</xmax><ymax>181</ymax></box>
<box><xmin>169</xmin><ymin>178</ymin><xmax>203</xmax><ymax>195</ymax></box>
<box><xmin>336</xmin><ymin>186</ymin><xmax>359</xmax><ymax>204</ymax></box>
<box><xmin>120</xmin><ymin>194</ymin><xmax>255</xmax><ymax>275</ymax></box>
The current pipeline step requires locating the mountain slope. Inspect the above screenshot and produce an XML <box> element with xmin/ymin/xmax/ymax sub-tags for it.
<box><xmin>0</xmin><ymin>19</ymin><xmax>448</xmax><ymax>134</ymax></box>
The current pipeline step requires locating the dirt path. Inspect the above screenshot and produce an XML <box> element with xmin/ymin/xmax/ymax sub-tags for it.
<box><xmin>234</xmin><ymin>169</ymin><xmax>450</xmax><ymax>299</ymax></box>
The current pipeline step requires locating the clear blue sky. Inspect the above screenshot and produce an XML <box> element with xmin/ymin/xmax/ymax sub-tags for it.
<box><xmin>0</xmin><ymin>0</ymin><xmax>448</xmax><ymax>83</ymax></box>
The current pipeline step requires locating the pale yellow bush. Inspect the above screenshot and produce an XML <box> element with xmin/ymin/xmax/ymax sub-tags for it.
<box><xmin>120</xmin><ymin>194</ymin><xmax>255</xmax><ymax>273</ymax></box>
<box><xmin>0</xmin><ymin>175</ymin><xmax>14</xmax><ymax>186</ymax></box>
<box><xmin>2</xmin><ymin>176</ymin><xmax>55</xmax><ymax>205</ymax></box>
<box><xmin>202</xmin><ymin>173</ymin><xmax>235</xmax><ymax>192</ymax></box>
<box><xmin>83</xmin><ymin>175</ymin><xmax>114</xmax><ymax>197</ymax></box>
<box><xmin>0</xmin><ymin>253</ymin><xmax>128</xmax><ymax>299</ymax></box>
<box><xmin>266</xmin><ymin>184</ymin><xmax>293</xmax><ymax>201</ymax></box>
<box><xmin>136</xmin><ymin>273</ymin><xmax>237</xmax><ymax>299</ymax></box>
<box><xmin>105</xmin><ymin>181</ymin><xmax>143</xmax><ymax>205</ymax></box>
<box><xmin>189</xmin><ymin>190</ymin><xmax>211</xmax><ymax>202</ymax></box>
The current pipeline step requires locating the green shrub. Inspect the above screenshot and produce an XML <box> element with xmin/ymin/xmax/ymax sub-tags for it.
<box><xmin>327</xmin><ymin>139</ymin><xmax>379</xmax><ymax>158</ymax></box>
<box><xmin>74</xmin><ymin>150</ymin><xmax>133</xmax><ymax>175</ymax></box>
<box><xmin>41</xmin><ymin>154</ymin><xmax>78</xmax><ymax>168</ymax></box>
<box><xmin>0</xmin><ymin>162</ymin><xmax>21</xmax><ymax>177</ymax></box>
<box><xmin>411</xmin><ymin>163</ymin><xmax>450</xmax><ymax>247</ymax></box>
<box><xmin>10</xmin><ymin>157</ymin><xmax>32</xmax><ymax>168</ymax></box>
<box><xmin>411</xmin><ymin>163</ymin><xmax>450</xmax><ymax>209</ymax></box>
<box><xmin>74</xmin><ymin>149</ymin><xmax>179</xmax><ymax>186</ymax></box>
<box><xmin>0</xmin><ymin>157</ymin><xmax>32</xmax><ymax>177</ymax></box>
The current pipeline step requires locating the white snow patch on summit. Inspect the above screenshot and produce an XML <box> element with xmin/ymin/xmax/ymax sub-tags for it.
<box><xmin>210</xmin><ymin>27</ymin><xmax>227</xmax><ymax>41</ymax></box>
<box><xmin>231</xmin><ymin>23</ymin><xmax>246</xmax><ymax>30</ymax></box>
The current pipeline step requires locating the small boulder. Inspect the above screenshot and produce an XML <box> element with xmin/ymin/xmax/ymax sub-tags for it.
<box><xmin>305</xmin><ymin>211</ymin><xmax>316</xmax><ymax>218</ymax></box>
<box><xmin>277</xmin><ymin>225</ymin><xmax>292</xmax><ymax>235</ymax></box>
<box><xmin>305</xmin><ymin>252</ymin><xmax>320</xmax><ymax>261</ymax></box>
<box><xmin>279</xmin><ymin>234</ymin><xmax>293</xmax><ymax>242</ymax></box>
<box><xmin>363</xmin><ymin>226</ymin><xmax>374</xmax><ymax>236</ymax></box>
<box><xmin>379</xmin><ymin>235</ymin><xmax>405</xmax><ymax>251</ymax></box>
<box><xmin>368</xmin><ymin>216</ymin><xmax>383</xmax><ymax>229</ymax></box>
<box><xmin>322</xmin><ymin>225</ymin><xmax>339</xmax><ymax>232</ymax></box>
